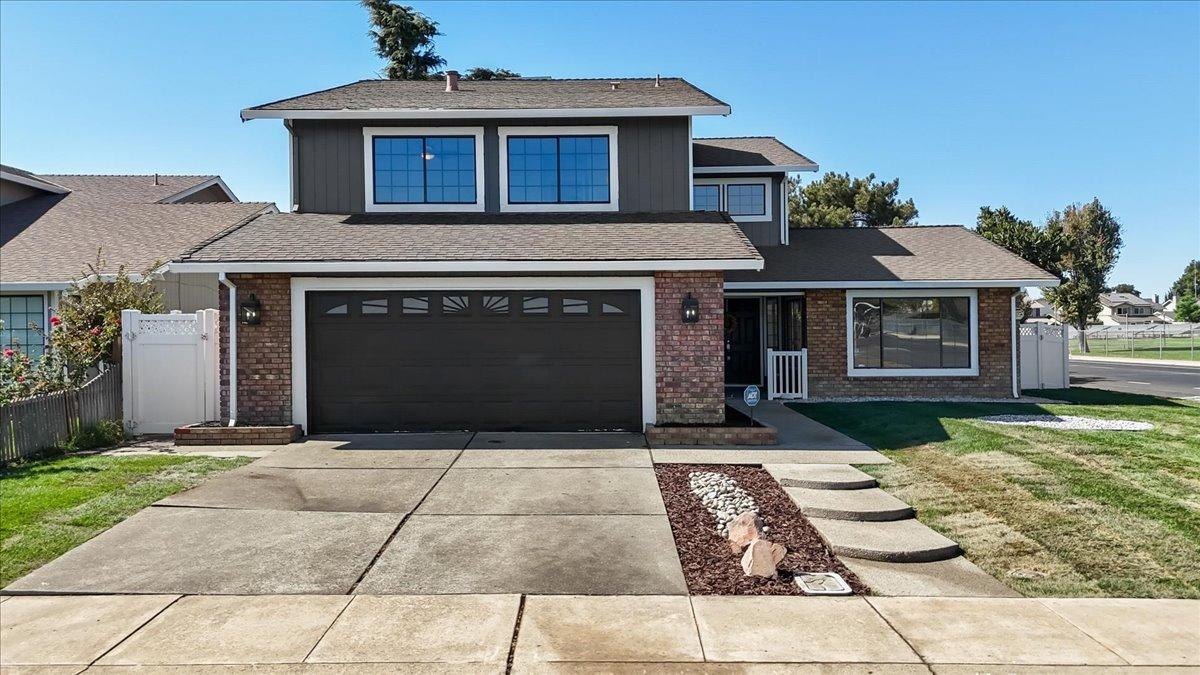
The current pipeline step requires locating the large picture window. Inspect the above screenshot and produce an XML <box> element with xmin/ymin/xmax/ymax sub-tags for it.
<box><xmin>507</xmin><ymin>135</ymin><xmax>610</xmax><ymax>204</ymax></box>
<box><xmin>848</xmin><ymin>292</ymin><xmax>976</xmax><ymax>375</ymax></box>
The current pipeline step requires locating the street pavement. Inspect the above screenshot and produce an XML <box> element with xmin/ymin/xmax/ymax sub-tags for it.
<box><xmin>1070</xmin><ymin>358</ymin><xmax>1200</xmax><ymax>398</ymax></box>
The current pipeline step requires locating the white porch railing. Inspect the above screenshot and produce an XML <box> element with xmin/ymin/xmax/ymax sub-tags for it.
<box><xmin>766</xmin><ymin>349</ymin><xmax>808</xmax><ymax>400</ymax></box>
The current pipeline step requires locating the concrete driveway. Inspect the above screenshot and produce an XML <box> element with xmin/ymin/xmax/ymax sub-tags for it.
<box><xmin>6</xmin><ymin>433</ymin><xmax>687</xmax><ymax>596</ymax></box>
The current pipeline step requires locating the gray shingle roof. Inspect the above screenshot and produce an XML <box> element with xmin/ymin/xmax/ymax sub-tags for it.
<box><xmin>1100</xmin><ymin>292</ymin><xmax>1155</xmax><ymax>307</ymax></box>
<box><xmin>177</xmin><ymin>211</ymin><xmax>761</xmax><ymax>264</ymax></box>
<box><xmin>693</xmin><ymin>137</ymin><xmax>817</xmax><ymax>170</ymax></box>
<box><xmin>725</xmin><ymin>226</ymin><xmax>1059</xmax><ymax>285</ymax></box>
<box><xmin>244</xmin><ymin>78</ymin><xmax>729</xmax><ymax>116</ymax></box>
<box><xmin>1</xmin><ymin>174</ymin><xmax>274</xmax><ymax>284</ymax></box>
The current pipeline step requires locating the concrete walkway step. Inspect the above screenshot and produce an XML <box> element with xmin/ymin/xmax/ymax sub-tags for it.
<box><xmin>808</xmin><ymin>517</ymin><xmax>961</xmax><ymax>563</ymax></box>
<box><xmin>764</xmin><ymin>464</ymin><xmax>879</xmax><ymax>490</ymax></box>
<box><xmin>784</xmin><ymin>486</ymin><xmax>915</xmax><ymax>522</ymax></box>
<box><xmin>841</xmin><ymin>556</ymin><xmax>1020</xmax><ymax>597</ymax></box>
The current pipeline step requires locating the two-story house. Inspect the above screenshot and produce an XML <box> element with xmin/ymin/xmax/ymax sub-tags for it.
<box><xmin>1097</xmin><ymin>292</ymin><xmax>1165</xmax><ymax>325</ymax></box>
<box><xmin>171</xmin><ymin>74</ymin><xmax>1057</xmax><ymax>434</ymax></box>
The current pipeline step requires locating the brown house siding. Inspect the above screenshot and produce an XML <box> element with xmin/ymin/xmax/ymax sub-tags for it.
<box><xmin>654</xmin><ymin>271</ymin><xmax>726</xmax><ymax>424</ymax></box>
<box><xmin>219</xmin><ymin>273</ymin><xmax>292</xmax><ymax>425</ymax></box>
<box><xmin>805</xmin><ymin>287</ymin><xmax>1017</xmax><ymax>398</ymax></box>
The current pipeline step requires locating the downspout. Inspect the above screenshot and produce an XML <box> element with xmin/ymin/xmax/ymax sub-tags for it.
<box><xmin>1011</xmin><ymin>292</ymin><xmax>1020</xmax><ymax>398</ymax></box>
<box><xmin>218</xmin><ymin>273</ymin><xmax>237</xmax><ymax>426</ymax></box>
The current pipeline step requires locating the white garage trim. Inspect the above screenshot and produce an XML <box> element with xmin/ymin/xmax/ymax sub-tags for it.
<box><xmin>289</xmin><ymin>276</ymin><xmax>657</xmax><ymax>432</ymax></box>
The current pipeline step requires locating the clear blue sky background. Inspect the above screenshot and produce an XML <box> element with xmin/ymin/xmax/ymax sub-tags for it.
<box><xmin>2</xmin><ymin>1</ymin><xmax>1197</xmax><ymax>296</ymax></box>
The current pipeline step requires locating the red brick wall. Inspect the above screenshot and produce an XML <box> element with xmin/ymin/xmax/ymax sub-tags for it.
<box><xmin>219</xmin><ymin>274</ymin><xmax>292</xmax><ymax>424</ymax></box>
<box><xmin>805</xmin><ymin>288</ymin><xmax>1016</xmax><ymax>398</ymax></box>
<box><xmin>655</xmin><ymin>271</ymin><xmax>726</xmax><ymax>424</ymax></box>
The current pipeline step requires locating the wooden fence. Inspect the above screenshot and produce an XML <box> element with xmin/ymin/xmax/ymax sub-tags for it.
<box><xmin>0</xmin><ymin>367</ymin><xmax>123</xmax><ymax>464</ymax></box>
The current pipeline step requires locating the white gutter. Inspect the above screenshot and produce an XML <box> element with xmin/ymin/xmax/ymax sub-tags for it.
<box><xmin>693</xmin><ymin>165</ymin><xmax>818</xmax><ymax>174</ymax></box>
<box><xmin>218</xmin><ymin>273</ymin><xmax>237</xmax><ymax>427</ymax></box>
<box><xmin>170</xmin><ymin>258</ymin><xmax>764</xmax><ymax>274</ymax></box>
<box><xmin>725</xmin><ymin>279</ymin><xmax>1061</xmax><ymax>290</ymax></box>
<box><xmin>1011</xmin><ymin>292</ymin><xmax>1020</xmax><ymax>398</ymax></box>
<box><xmin>241</xmin><ymin>105</ymin><xmax>732</xmax><ymax>121</ymax></box>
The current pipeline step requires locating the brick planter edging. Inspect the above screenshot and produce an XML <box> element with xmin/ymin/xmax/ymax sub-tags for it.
<box><xmin>646</xmin><ymin>422</ymin><xmax>778</xmax><ymax>446</ymax></box>
<box><xmin>174</xmin><ymin>423</ymin><xmax>302</xmax><ymax>446</ymax></box>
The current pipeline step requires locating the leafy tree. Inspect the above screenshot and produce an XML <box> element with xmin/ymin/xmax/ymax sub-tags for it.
<box><xmin>1175</xmin><ymin>294</ymin><xmax>1200</xmax><ymax>323</ymax></box>
<box><xmin>463</xmin><ymin>67</ymin><xmax>521</xmax><ymax>80</ymax></box>
<box><xmin>1106</xmin><ymin>283</ymin><xmax>1139</xmax><ymax>296</ymax></box>
<box><xmin>1169</xmin><ymin>260</ymin><xmax>1199</xmax><ymax>300</ymax></box>
<box><xmin>1042</xmin><ymin>199</ymin><xmax>1123</xmax><ymax>352</ymax></box>
<box><xmin>976</xmin><ymin>206</ymin><xmax>1063</xmax><ymax>275</ymax></box>
<box><xmin>788</xmin><ymin>172</ymin><xmax>918</xmax><ymax>228</ymax></box>
<box><xmin>363</xmin><ymin>0</ymin><xmax>445</xmax><ymax>80</ymax></box>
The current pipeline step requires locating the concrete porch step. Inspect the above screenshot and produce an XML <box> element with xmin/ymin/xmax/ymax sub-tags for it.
<box><xmin>807</xmin><ymin>517</ymin><xmax>961</xmax><ymax>563</ymax></box>
<box><xmin>784</xmin><ymin>486</ymin><xmax>915</xmax><ymax>522</ymax></box>
<box><xmin>764</xmin><ymin>464</ymin><xmax>879</xmax><ymax>490</ymax></box>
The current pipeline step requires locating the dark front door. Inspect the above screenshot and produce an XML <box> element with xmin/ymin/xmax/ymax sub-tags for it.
<box><xmin>724</xmin><ymin>298</ymin><xmax>760</xmax><ymax>385</ymax></box>
<box><xmin>305</xmin><ymin>290</ymin><xmax>641</xmax><ymax>433</ymax></box>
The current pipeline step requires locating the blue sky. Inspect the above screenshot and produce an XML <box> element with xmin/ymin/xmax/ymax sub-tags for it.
<box><xmin>2</xmin><ymin>1</ymin><xmax>1197</xmax><ymax>296</ymax></box>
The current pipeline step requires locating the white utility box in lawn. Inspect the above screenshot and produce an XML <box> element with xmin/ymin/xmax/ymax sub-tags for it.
<box><xmin>121</xmin><ymin>309</ymin><xmax>219</xmax><ymax>434</ymax></box>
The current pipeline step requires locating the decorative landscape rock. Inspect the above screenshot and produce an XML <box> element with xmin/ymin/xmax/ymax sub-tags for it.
<box><xmin>727</xmin><ymin>511</ymin><xmax>765</xmax><ymax>553</ymax></box>
<box><xmin>741</xmin><ymin>538</ymin><xmax>786</xmax><ymax>577</ymax></box>
<box><xmin>687</xmin><ymin>471</ymin><xmax>761</xmax><ymax>537</ymax></box>
<box><xmin>979</xmin><ymin>414</ymin><xmax>1153</xmax><ymax>431</ymax></box>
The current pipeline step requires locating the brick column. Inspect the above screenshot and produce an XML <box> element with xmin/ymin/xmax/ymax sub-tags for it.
<box><xmin>219</xmin><ymin>273</ymin><xmax>292</xmax><ymax>425</ymax></box>
<box><xmin>654</xmin><ymin>271</ymin><xmax>725</xmax><ymax>424</ymax></box>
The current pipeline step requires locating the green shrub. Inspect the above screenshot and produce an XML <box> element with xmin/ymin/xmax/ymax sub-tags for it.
<box><xmin>59</xmin><ymin>419</ymin><xmax>127</xmax><ymax>453</ymax></box>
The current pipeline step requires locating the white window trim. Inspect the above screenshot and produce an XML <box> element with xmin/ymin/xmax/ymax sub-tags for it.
<box><xmin>289</xmin><ymin>276</ymin><xmax>656</xmax><ymax>432</ymax></box>
<box><xmin>845</xmin><ymin>288</ymin><xmax>979</xmax><ymax>378</ymax></box>
<box><xmin>693</xmin><ymin>177</ymin><xmax>773</xmax><ymax>223</ymax></box>
<box><xmin>497</xmin><ymin>125</ymin><xmax>619</xmax><ymax>212</ymax></box>
<box><xmin>362</xmin><ymin>126</ymin><xmax>486</xmax><ymax>213</ymax></box>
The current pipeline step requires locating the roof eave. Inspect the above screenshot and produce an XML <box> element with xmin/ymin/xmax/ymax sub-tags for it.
<box><xmin>0</xmin><ymin>170</ymin><xmax>70</xmax><ymax>195</ymax></box>
<box><xmin>724</xmin><ymin>278</ymin><xmax>1060</xmax><ymax>290</ymax></box>
<box><xmin>168</xmin><ymin>258</ymin><xmax>762</xmax><ymax>274</ymax></box>
<box><xmin>240</xmin><ymin>105</ymin><xmax>732</xmax><ymax>121</ymax></box>
<box><xmin>693</xmin><ymin>164</ymin><xmax>818</xmax><ymax>174</ymax></box>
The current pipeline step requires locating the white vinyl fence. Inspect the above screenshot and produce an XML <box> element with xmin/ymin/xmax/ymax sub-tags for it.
<box><xmin>121</xmin><ymin>309</ymin><xmax>219</xmax><ymax>434</ymax></box>
<box><xmin>1020</xmin><ymin>323</ymin><xmax>1070</xmax><ymax>390</ymax></box>
<box><xmin>766</xmin><ymin>348</ymin><xmax>808</xmax><ymax>399</ymax></box>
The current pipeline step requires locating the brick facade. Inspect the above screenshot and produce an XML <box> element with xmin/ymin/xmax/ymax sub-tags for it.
<box><xmin>654</xmin><ymin>271</ymin><xmax>726</xmax><ymax>424</ymax></box>
<box><xmin>219</xmin><ymin>273</ymin><xmax>292</xmax><ymax>425</ymax></box>
<box><xmin>804</xmin><ymin>287</ymin><xmax>1017</xmax><ymax>398</ymax></box>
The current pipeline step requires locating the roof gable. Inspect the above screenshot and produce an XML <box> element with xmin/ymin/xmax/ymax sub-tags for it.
<box><xmin>692</xmin><ymin>137</ymin><xmax>818</xmax><ymax>172</ymax></box>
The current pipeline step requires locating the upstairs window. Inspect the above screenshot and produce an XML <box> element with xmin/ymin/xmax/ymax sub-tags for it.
<box><xmin>726</xmin><ymin>183</ymin><xmax>766</xmax><ymax>216</ymax></box>
<box><xmin>507</xmin><ymin>135</ymin><xmax>610</xmax><ymax>204</ymax></box>
<box><xmin>364</xmin><ymin>127</ymin><xmax>484</xmax><ymax>212</ymax></box>
<box><xmin>693</xmin><ymin>184</ymin><xmax>720</xmax><ymax>211</ymax></box>
<box><xmin>499</xmin><ymin>126</ymin><xmax>619</xmax><ymax>212</ymax></box>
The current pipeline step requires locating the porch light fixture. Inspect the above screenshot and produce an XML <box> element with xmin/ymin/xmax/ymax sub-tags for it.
<box><xmin>238</xmin><ymin>293</ymin><xmax>262</xmax><ymax>326</ymax></box>
<box><xmin>681</xmin><ymin>294</ymin><xmax>700</xmax><ymax>323</ymax></box>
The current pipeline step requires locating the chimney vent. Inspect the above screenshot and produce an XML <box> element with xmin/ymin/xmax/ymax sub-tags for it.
<box><xmin>610</xmin><ymin>81</ymin><xmax>620</xmax><ymax>91</ymax></box>
<box><xmin>153</xmin><ymin>173</ymin><xmax>160</xmax><ymax>186</ymax></box>
<box><xmin>655</xmin><ymin>74</ymin><xmax>661</xmax><ymax>87</ymax></box>
<box><xmin>445</xmin><ymin>70</ymin><xmax>460</xmax><ymax>92</ymax></box>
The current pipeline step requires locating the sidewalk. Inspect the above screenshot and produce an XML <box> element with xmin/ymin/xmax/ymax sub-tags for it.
<box><xmin>2</xmin><ymin>593</ymin><xmax>1195</xmax><ymax>671</ymax></box>
<box><xmin>1071</xmin><ymin>353</ymin><xmax>1200</xmax><ymax>367</ymax></box>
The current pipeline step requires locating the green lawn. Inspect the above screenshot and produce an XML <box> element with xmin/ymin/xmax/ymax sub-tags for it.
<box><xmin>1072</xmin><ymin>336</ymin><xmax>1199</xmax><ymax>361</ymax></box>
<box><xmin>0</xmin><ymin>453</ymin><xmax>252</xmax><ymax>587</ymax></box>
<box><xmin>794</xmin><ymin>389</ymin><xmax>1200</xmax><ymax>598</ymax></box>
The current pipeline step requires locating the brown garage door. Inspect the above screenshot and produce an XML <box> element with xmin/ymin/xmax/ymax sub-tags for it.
<box><xmin>305</xmin><ymin>290</ymin><xmax>641</xmax><ymax>433</ymax></box>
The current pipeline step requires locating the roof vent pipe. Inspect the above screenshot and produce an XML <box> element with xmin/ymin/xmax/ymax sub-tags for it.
<box><xmin>610</xmin><ymin>81</ymin><xmax>620</xmax><ymax>91</ymax></box>
<box><xmin>153</xmin><ymin>173</ymin><xmax>160</xmax><ymax>186</ymax></box>
<box><xmin>655</xmin><ymin>74</ymin><xmax>661</xmax><ymax>87</ymax></box>
<box><xmin>445</xmin><ymin>70</ymin><xmax>460</xmax><ymax>92</ymax></box>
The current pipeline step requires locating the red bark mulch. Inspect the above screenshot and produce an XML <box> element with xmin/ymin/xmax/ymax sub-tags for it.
<box><xmin>655</xmin><ymin>463</ymin><xmax>869</xmax><ymax>595</ymax></box>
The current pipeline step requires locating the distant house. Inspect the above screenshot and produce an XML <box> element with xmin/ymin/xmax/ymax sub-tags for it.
<box><xmin>1026</xmin><ymin>297</ymin><xmax>1058</xmax><ymax>322</ymax></box>
<box><xmin>0</xmin><ymin>165</ymin><xmax>275</xmax><ymax>356</ymax></box>
<box><xmin>1096</xmin><ymin>292</ymin><xmax>1166</xmax><ymax>326</ymax></box>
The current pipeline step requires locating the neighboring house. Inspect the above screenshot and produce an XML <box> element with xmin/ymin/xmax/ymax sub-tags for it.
<box><xmin>1160</xmin><ymin>297</ymin><xmax>1178</xmax><ymax>322</ymax></box>
<box><xmin>1026</xmin><ymin>297</ymin><xmax>1058</xmax><ymax>322</ymax></box>
<box><xmin>169</xmin><ymin>74</ymin><xmax>1058</xmax><ymax>434</ymax></box>
<box><xmin>0</xmin><ymin>165</ymin><xmax>275</xmax><ymax>356</ymax></box>
<box><xmin>1096</xmin><ymin>292</ymin><xmax>1165</xmax><ymax>325</ymax></box>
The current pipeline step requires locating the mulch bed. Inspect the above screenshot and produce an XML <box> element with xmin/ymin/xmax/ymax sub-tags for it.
<box><xmin>655</xmin><ymin>464</ymin><xmax>870</xmax><ymax>595</ymax></box>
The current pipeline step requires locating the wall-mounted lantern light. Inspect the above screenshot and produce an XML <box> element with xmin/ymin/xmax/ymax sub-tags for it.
<box><xmin>238</xmin><ymin>293</ymin><xmax>262</xmax><ymax>326</ymax></box>
<box><xmin>681</xmin><ymin>293</ymin><xmax>700</xmax><ymax>323</ymax></box>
